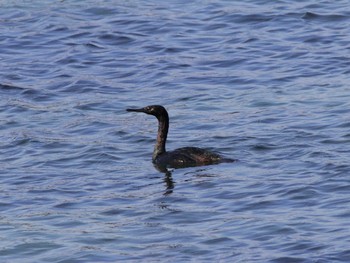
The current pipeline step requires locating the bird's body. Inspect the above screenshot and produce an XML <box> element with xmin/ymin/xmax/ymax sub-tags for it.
<box><xmin>126</xmin><ymin>105</ymin><xmax>234</xmax><ymax>170</ymax></box>
<box><xmin>154</xmin><ymin>146</ymin><xmax>222</xmax><ymax>169</ymax></box>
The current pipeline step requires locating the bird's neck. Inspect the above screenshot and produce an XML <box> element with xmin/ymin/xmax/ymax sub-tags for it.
<box><xmin>153</xmin><ymin>113</ymin><xmax>169</xmax><ymax>160</ymax></box>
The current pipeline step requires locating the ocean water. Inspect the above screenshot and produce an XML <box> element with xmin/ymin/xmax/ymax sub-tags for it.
<box><xmin>1</xmin><ymin>0</ymin><xmax>350</xmax><ymax>262</ymax></box>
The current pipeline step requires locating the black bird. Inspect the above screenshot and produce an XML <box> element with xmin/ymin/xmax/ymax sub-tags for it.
<box><xmin>127</xmin><ymin>105</ymin><xmax>234</xmax><ymax>170</ymax></box>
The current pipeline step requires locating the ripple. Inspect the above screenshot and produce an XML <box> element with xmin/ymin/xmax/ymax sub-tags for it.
<box><xmin>302</xmin><ymin>11</ymin><xmax>349</xmax><ymax>22</ymax></box>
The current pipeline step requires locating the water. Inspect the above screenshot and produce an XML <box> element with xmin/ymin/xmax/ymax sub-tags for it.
<box><xmin>1</xmin><ymin>0</ymin><xmax>350</xmax><ymax>262</ymax></box>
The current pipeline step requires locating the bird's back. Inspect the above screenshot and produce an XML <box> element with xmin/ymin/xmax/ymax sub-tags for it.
<box><xmin>153</xmin><ymin>147</ymin><xmax>226</xmax><ymax>169</ymax></box>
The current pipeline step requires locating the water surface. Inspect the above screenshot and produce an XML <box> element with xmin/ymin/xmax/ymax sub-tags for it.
<box><xmin>1</xmin><ymin>0</ymin><xmax>350</xmax><ymax>262</ymax></box>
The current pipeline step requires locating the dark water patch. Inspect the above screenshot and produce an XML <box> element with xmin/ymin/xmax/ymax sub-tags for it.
<box><xmin>251</xmin><ymin>143</ymin><xmax>278</xmax><ymax>151</ymax></box>
<box><xmin>0</xmin><ymin>83</ymin><xmax>25</xmax><ymax>92</ymax></box>
<box><xmin>302</xmin><ymin>11</ymin><xmax>348</xmax><ymax>22</ymax></box>
<box><xmin>84</xmin><ymin>7</ymin><xmax>118</xmax><ymax>16</ymax></box>
<box><xmin>228</xmin><ymin>13</ymin><xmax>274</xmax><ymax>24</ymax></box>
<box><xmin>54</xmin><ymin>201</ymin><xmax>81</xmax><ymax>209</ymax></box>
<box><xmin>270</xmin><ymin>256</ymin><xmax>305</xmax><ymax>263</ymax></box>
<box><xmin>164</xmin><ymin>47</ymin><xmax>187</xmax><ymax>53</ymax></box>
<box><xmin>98</xmin><ymin>34</ymin><xmax>134</xmax><ymax>45</ymax></box>
<box><xmin>280</xmin><ymin>186</ymin><xmax>321</xmax><ymax>201</ymax></box>
<box><xmin>0</xmin><ymin>202</ymin><xmax>13</xmax><ymax>211</ymax></box>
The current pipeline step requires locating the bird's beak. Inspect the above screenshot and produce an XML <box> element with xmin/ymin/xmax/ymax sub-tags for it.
<box><xmin>126</xmin><ymin>107</ymin><xmax>145</xmax><ymax>113</ymax></box>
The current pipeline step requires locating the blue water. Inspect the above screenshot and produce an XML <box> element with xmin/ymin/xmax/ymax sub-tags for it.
<box><xmin>1</xmin><ymin>0</ymin><xmax>350</xmax><ymax>262</ymax></box>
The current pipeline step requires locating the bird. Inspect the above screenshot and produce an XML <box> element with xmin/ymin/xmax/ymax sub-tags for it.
<box><xmin>126</xmin><ymin>105</ymin><xmax>234</xmax><ymax>171</ymax></box>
